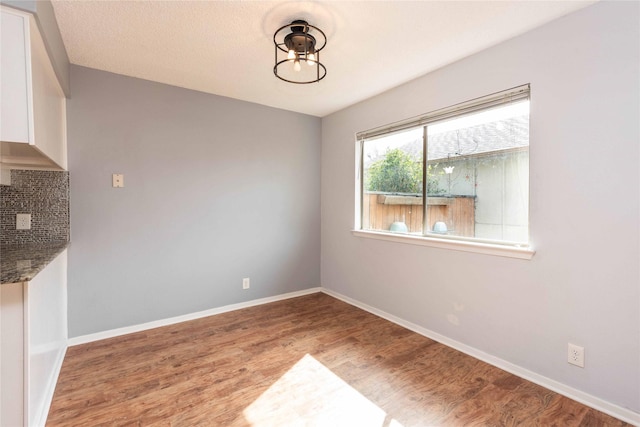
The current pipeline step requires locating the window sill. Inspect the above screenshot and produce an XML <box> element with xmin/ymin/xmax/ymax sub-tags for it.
<box><xmin>351</xmin><ymin>230</ymin><xmax>535</xmax><ymax>260</ymax></box>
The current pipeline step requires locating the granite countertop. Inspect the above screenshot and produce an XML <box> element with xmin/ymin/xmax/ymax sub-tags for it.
<box><xmin>1</xmin><ymin>242</ymin><xmax>69</xmax><ymax>284</ymax></box>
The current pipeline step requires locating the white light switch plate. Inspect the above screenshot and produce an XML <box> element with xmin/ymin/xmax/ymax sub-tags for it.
<box><xmin>112</xmin><ymin>174</ymin><xmax>124</xmax><ymax>188</ymax></box>
<box><xmin>16</xmin><ymin>213</ymin><xmax>31</xmax><ymax>230</ymax></box>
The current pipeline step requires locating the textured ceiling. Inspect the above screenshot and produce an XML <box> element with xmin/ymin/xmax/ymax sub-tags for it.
<box><xmin>51</xmin><ymin>1</ymin><xmax>595</xmax><ymax>117</ymax></box>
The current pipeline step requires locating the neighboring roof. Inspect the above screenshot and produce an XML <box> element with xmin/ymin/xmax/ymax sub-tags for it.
<box><xmin>428</xmin><ymin>115</ymin><xmax>529</xmax><ymax>161</ymax></box>
<box><xmin>365</xmin><ymin>115</ymin><xmax>528</xmax><ymax>166</ymax></box>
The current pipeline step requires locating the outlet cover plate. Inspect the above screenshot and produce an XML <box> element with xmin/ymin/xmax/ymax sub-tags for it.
<box><xmin>16</xmin><ymin>213</ymin><xmax>31</xmax><ymax>230</ymax></box>
<box><xmin>568</xmin><ymin>343</ymin><xmax>585</xmax><ymax>368</ymax></box>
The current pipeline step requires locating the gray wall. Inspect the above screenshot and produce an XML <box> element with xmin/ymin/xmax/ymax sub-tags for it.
<box><xmin>0</xmin><ymin>0</ymin><xmax>36</xmax><ymax>13</ymax></box>
<box><xmin>67</xmin><ymin>66</ymin><xmax>321</xmax><ymax>337</ymax></box>
<box><xmin>322</xmin><ymin>1</ymin><xmax>639</xmax><ymax>415</ymax></box>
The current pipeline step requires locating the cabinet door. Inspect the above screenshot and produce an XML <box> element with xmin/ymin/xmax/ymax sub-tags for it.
<box><xmin>0</xmin><ymin>282</ymin><xmax>26</xmax><ymax>427</ymax></box>
<box><xmin>1</xmin><ymin>6</ymin><xmax>67</xmax><ymax>171</ymax></box>
<box><xmin>1</xmin><ymin>9</ymin><xmax>33</xmax><ymax>144</ymax></box>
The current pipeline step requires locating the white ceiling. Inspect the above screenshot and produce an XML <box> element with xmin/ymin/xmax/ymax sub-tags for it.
<box><xmin>50</xmin><ymin>1</ymin><xmax>595</xmax><ymax>117</ymax></box>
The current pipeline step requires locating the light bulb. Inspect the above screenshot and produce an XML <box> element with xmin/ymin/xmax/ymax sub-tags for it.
<box><xmin>293</xmin><ymin>60</ymin><xmax>301</xmax><ymax>72</ymax></box>
<box><xmin>307</xmin><ymin>52</ymin><xmax>315</xmax><ymax>66</ymax></box>
<box><xmin>287</xmin><ymin>49</ymin><xmax>296</xmax><ymax>60</ymax></box>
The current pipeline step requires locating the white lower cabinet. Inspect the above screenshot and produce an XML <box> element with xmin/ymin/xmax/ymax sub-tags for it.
<box><xmin>0</xmin><ymin>250</ymin><xmax>67</xmax><ymax>427</ymax></box>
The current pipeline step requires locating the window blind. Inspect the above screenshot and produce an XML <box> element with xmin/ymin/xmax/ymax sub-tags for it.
<box><xmin>356</xmin><ymin>84</ymin><xmax>530</xmax><ymax>141</ymax></box>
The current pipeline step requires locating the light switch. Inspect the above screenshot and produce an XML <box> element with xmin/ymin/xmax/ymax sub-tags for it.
<box><xmin>112</xmin><ymin>174</ymin><xmax>124</xmax><ymax>188</ymax></box>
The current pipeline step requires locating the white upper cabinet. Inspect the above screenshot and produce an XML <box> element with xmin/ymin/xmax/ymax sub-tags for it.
<box><xmin>1</xmin><ymin>6</ymin><xmax>67</xmax><ymax>171</ymax></box>
<box><xmin>1</xmin><ymin>9</ymin><xmax>31</xmax><ymax>143</ymax></box>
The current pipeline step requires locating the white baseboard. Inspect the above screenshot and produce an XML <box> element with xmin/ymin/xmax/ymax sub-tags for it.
<box><xmin>321</xmin><ymin>288</ymin><xmax>640</xmax><ymax>426</ymax></box>
<box><xmin>68</xmin><ymin>287</ymin><xmax>322</xmax><ymax>346</ymax></box>
<box><xmin>34</xmin><ymin>344</ymin><xmax>67</xmax><ymax>427</ymax></box>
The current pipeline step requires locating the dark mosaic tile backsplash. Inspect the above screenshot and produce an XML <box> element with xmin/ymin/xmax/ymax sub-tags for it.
<box><xmin>0</xmin><ymin>170</ymin><xmax>70</xmax><ymax>246</ymax></box>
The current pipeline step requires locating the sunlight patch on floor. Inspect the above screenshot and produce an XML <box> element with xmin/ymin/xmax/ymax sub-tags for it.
<box><xmin>243</xmin><ymin>354</ymin><xmax>404</xmax><ymax>427</ymax></box>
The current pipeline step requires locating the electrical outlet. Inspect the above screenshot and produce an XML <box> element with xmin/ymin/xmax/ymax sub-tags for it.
<box><xmin>242</xmin><ymin>278</ymin><xmax>250</xmax><ymax>289</ymax></box>
<box><xmin>16</xmin><ymin>213</ymin><xmax>31</xmax><ymax>230</ymax></box>
<box><xmin>568</xmin><ymin>343</ymin><xmax>585</xmax><ymax>368</ymax></box>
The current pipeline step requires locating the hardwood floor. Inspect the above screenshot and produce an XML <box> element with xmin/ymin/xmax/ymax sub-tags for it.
<box><xmin>47</xmin><ymin>293</ymin><xmax>630</xmax><ymax>426</ymax></box>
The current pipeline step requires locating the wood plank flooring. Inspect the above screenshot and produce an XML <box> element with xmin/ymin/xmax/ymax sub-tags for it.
<box><xmin>47</xmin><ymin>293</ymin><xmax>630</xmax><ymax>426</ymax></box>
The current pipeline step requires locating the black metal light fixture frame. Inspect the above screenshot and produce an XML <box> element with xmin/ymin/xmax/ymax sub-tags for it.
<box><xmin>273</xmin><ymin>20</ymin><xmax>327</xmax><ymax>84</ymax></box>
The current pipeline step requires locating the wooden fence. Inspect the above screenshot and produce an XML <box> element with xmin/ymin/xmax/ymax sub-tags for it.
<box><xmin>362</xmin><ymin>192</ymin><xmax>475</xmax><ymax>236</ymax></box>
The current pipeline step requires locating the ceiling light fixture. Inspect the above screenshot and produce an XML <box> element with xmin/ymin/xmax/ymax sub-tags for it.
<box><xmin>273</xmin><ymin>20</ymin><xmax>327</xmax><ymax>84</ymax></box>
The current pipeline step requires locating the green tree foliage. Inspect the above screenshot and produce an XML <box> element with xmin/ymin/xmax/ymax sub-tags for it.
<box><xmin>367</xmin><ymin>148</ymin><xmax>443</xmax><ymax>194</ymax></box>
<box><xmin>367</xmin><ymin>149</ymin><xmax>422</xmax><ymax>193</ymax></box>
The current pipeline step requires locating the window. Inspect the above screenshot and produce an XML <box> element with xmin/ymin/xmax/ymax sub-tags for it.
<box><xmin>356</xmin><ymin>85</ymin><xmax>530</xmax><ymax>251</ymax></box>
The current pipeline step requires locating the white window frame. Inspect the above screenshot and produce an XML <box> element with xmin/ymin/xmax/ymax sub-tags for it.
<box><xmin>354</xmin><ymin>85</ymin><xmax>535</xmax><ymax>260</ymax></box>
